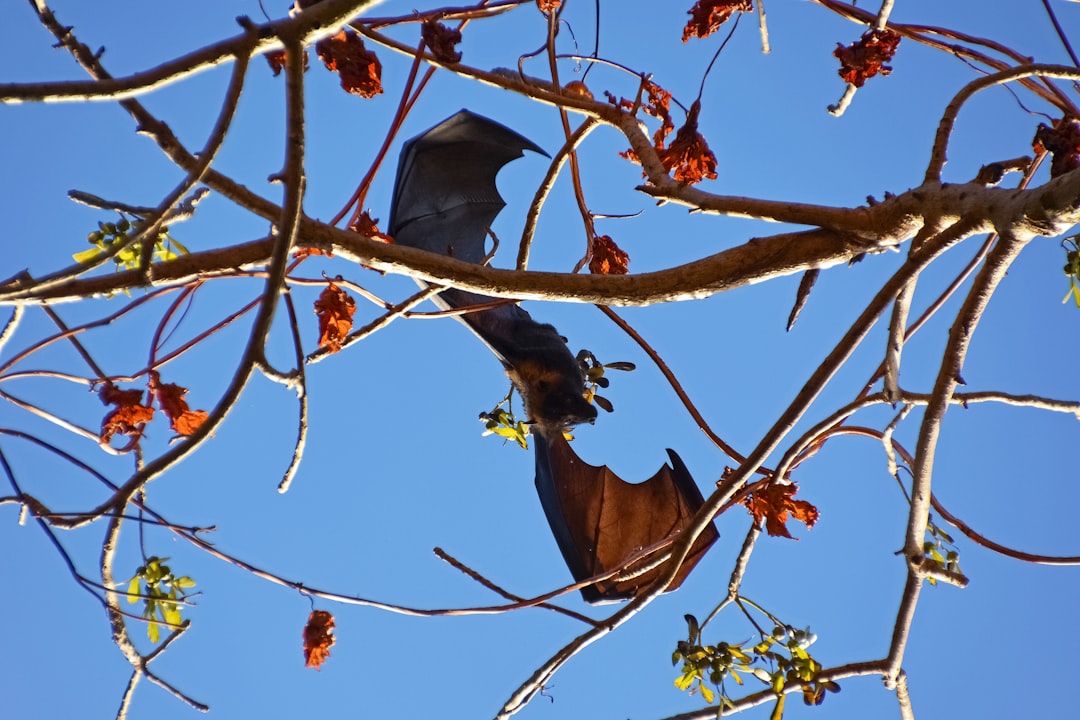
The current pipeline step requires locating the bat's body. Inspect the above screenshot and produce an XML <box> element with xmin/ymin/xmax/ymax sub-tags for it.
<box><xmin>388</xmin><ymin>110</ymin><xmax>717</xmax><ymax>603</ymax></box>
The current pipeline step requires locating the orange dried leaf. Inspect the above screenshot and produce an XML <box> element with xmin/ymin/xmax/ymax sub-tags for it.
<box><xmin>834</xmin><ymin>29</ymin><xmax>901</xmax><ymax>88</ymax></box>
<box><xmin>612</xmin><ymin>81</ymin><xmax>676</xmax><ymax>170</ymax></box>
<box><xmin>1033</xmin><ymin>120</ymin><xmax>1080</xmax><ymax>177</ymax></box>
<box><xmin>347</xmin><ymin>211</ymin><xmax>394</xmax><ymax>243</ymax></box>
<box><xmin>604</xmin><ymin>90</ymin><xmax>635</xmax><ymax>112</ymax></box>
<box><xmin>683</xmin><ymin>0</ymin><xmax>753</xmax><ymax>42</ymax></box>
<box><xmin>316</xmin><ymin>30</ymin><xmax>383</xmax><ymax>98</ymax></box>
<box><xmin>563</xmin><ymin>80</ymin><xmax>593</xmax><ymax>100</ymax></box>
<box><xmin>421</xmin><ymin>20</ymin><xmax>462</xmax><ymax>64</ymax></box>
<box><xmin>99</xmin><ymin>384</ymin><xmax>154</xmax><ymax>445</ymax></box>
<box><xmin>265</xmin><ymin>49</ymin><xmax>309</xmax><ymax>77</ymax></box>
<box><xmin>149</xmin><ymin>371</ymin><xmax>207</xmax><ymax>436</ymax></box>
<box><xmin>265</xmin><ymin>50</ymin><xmax>287</xmax><ymax>77</ymax></box>
<box><xmin>314</xmin><ymin>282</ymin><xmax>356</xmax><ymax>354</ymax></box>
<box><xmin>303</xmin><ymin>610</ymin><xmax>336</xmax><ymax>670</ymax></box>
<box><xmin>537</xmin><ymin>0</ymin><xmax>562</xmax><ymax>13</ymax></box>
<box><xmin>589</xmin><ymin>235</ymin><xmax>630</xmax><ymax>275</ymax></box>
<box><xmin>660</xmin><ymin>100</ymin><xmax>718</xmax><ymax>184</ymax></box>
<box><xmin>744</xmin><ymin>483</ymin><xmax>819</xmax><ymax>539</ymax></box>
<box><xmin>293</xmin><ymin>247</ymin><xmax>334</xmax><ymax>259</ymax></box>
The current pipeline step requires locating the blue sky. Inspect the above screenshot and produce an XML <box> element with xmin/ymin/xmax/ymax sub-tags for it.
<box><xmin>2</xmin><ymin>1</ymin><xmax>1079</xmax><ymax>719</ymax></box>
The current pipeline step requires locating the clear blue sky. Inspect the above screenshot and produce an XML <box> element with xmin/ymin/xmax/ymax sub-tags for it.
<box><xmin>2</xmin><ymin>1</ymin><xmax>1079</xmax><ymax>719</ymax></box>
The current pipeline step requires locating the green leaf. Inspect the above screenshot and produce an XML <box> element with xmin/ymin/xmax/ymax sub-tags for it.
<box><xmin>770</xmin><ymin>693</ymin><xmax>786</xmax><ymax>720</ymax></box>
<box><xmin>175</xmin><ymin>576</ymin><xmax>196</xmax><ymax>589</ymax></box>
<box><xmin>674</xmin><ymin>672</ymin><xmax>696</xmax><ymax>691</ymax></box>
<box><xmin>700</xmin><ymin>683</ymin><xmax>715</xmax><ymax>704</ymax></box>
<box><xmin>163</xmin><ymin>606</ymin><xmax>182</xmax><ymax>627</ymax></box>
<box><xmin>126</xmin><ymin>577</ymin><xmax>141</xmax><ymax>604</ymax></box>
<box><xmin>73</xmin><ymin>247</ymin><xmax>103</xmax><ymax>263</ymax></box>
<box><xmin>147</xmin><ymin>621</ymin><xmax>160</xmax><ymax>644</ymax></box>
<box><xmin>684</xmin><ymin>614</ymin><xmax>699</xmax><ymax>641</ymax></box>
<box><xmin>593</xmin><ymin>395</ymin><xmax>614</xmax><ymax>413</ymax></box>
<box><xmin>169</xmin><ymin>237</ymin><xmax>190</xmax><ymax>255</ymax></box>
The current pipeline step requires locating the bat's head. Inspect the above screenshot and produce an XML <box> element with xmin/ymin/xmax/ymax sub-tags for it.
<box><xmin>508</xmin><ymin>356</ymin><xmax>598</xmax><ymax>431</ymax></box>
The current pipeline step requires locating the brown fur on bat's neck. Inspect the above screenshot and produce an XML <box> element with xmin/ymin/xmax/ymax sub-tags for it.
<box><xmin>505</xmin><ymin>354</ymin><xmax>596</xmax><ymax>434</ymax></box>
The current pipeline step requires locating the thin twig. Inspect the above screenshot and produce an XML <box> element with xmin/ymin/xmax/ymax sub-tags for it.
<box><xmin>433</xmin><ymin>548</ymin><xmax>598</xmax><ymax>626</ymax></box>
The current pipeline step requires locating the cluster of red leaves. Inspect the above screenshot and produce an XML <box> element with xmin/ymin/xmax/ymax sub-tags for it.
<box><xmin>99</xmin><ymin>374</ymin><xmax>207</xmax><ymax>445</ymax></box>
<box><xmin>314</xmin><ymin>281</ymin><xmax>356</xmax><ymax>354</ymax></box>
<box><xmin>347</xmin><ymin>211</ymin><xmax>394</xmax><ymax>243</ymax></box>
<box><xmin>1033</xmin><ymin>120</ymin><xmax>1080</xmax><ymax>177</ymax></box>
<box><xmin>537</xmin><ymin>0</ymin><xmax>561</xmax><ymax>13</ymax></box>
<box><xmin>682</xmin><ymin>0</ymin><xmax>753</xmax><ymax>42</ymax></box>
<box><xmin>744</xmin><ymin>482</ymin><xmax>819</xmax><ymax>539</ymax></box>
<box><xmin>99</xmin><ymin>385</ymin><xmax>154</xmax><ymax>445</ymax></box>
<box><xmin>316</xmin><ymin>30</ymin><xmax>383</xmax><ymax>98</ymax></box>
<box><xmin>421</xmin><ymin>20</ymin><xmax>462</xmax><ymax>64</ymax></box>
<box><xmin>148</xmin><ymin>371</ymin><xmax>209</xmax><ymax>436</ymax></box>
<box><xmin>589</xmin><ymin>235</ymin><xmax>630</xmax><ymax>275</ymax></box>
<box><xmin>612</xmin><ymin>85</ymin><xmax>716</xmax><ymax>184</ymax></box>
<box><xmin>659</xmin><ymin>100</ymin><xmax>718</xmax><ymax>184</ymax></box>
<box><xmin>303</xmin><ymin>610</ymin><xmax>336</xmax><ymax>670</ymax></box>
<box><xmin>834</xmin><ymin>29</ymin><xmax>901</xmax><ymax>88</ymax></box>
<box><xmin>264</xmin><ymin>48</ymin><xmax>309</xmax><ymax>77</ymax></box>
<box><xmin>608</xmin><ymin>81</ymin><xmax>675</xmax><ymax>149</ymax></box>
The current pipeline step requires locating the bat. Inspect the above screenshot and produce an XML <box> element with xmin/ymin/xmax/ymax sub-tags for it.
<box><xmin>388</xmin><ymin>110</ymin><xmax>718</xmax><ymax>603</ymax></box>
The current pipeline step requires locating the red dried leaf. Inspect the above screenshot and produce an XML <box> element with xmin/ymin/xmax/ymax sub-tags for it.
<box><xmin>347</xmin><ymin>211</ymin><xmax>394</xmax><ymax>243</ymax></box>
<box><xmin>1033</xmin><ymin>120</ymin><xmax>1080</xmax><ymax>177</ymax></box>
<box><xmin>660</xmin><ymin>100</ymin><xmax>718</xmax><ymax>184</ymax></box>
<box><xmin>99</xmin><ymin>384</ymin><xmax>154</xmax><ymax>445</ymax></box>
<box><xmin>834</xmin><ymin>29</ymin><xmax>901</xmax><ymax>88</ymax></box>
<box><xmin>266</xmin><ymin>51</ymin><xmax>286</xmax><ymax>77</ymax></box>
<box><xmin>604</xmin><ymin>90</ymin><xmax>634</xmax><ymax>112</ymax></box>
<box><xmin>316</xmin><ymin>30</ymin><xmax>383</xmax><ymax>99</ymax></box>
<box><xmin>148</xmin><ymin>371</ymin><xmax>207</xmax><ymax>436</ymax></box>
<box><xmin>421</xmin><ymin>20</ymin><xmax>462</xmax><ymax>64</ymax></box>
<box><xmin>744</xmin><ymin>483</ymin><xmax>819</xmax><ymax>539</ymax></box>
<box><xmin>265</xmin><ymin>49</ymin><xmax>309</xmax><ymax>77</ymax></box>
<box><xmin>682</xmin><ymin>0</ymin><xmax>753</xmax><ymax>42</ymax></box>
<box><xmin>314</xmin><ymin>281</ymin><xmax>356</xmax><ymax>354</ymax></box>
<box><xmin>589</xmin><ymin>235</ymin><xmax>630</xmax><ymax>275</ymax></box>
<box><xmin>303</xmin><ymin>610</ymin><xmax>336</xmax><ymax>670</ymax></box>
<box><xmin>293</xmin><ymin>247</ymin><xmax>334</xmax><ymax>259</ymax></box>
<box><xmin>643</xmin><ymin>83</ymin><xmax>675</xmax><ymax>149</ymax></box>
<box><xmin>613</xmin><ymin>81</ymin><xmax>678</xmax><ymax>170</ymax></box>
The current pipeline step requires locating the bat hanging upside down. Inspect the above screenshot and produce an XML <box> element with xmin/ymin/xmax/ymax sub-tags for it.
<box><xmin>388</xmin><ymin>110</ymin><xmax>718</xmax><ymax>603</ymax></box>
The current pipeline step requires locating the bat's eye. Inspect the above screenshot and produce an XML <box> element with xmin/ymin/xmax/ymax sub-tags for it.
<box><xmin>535</xmin><ymin>380</ymin><xmax>550</xmax><ymax>393</ymax></box>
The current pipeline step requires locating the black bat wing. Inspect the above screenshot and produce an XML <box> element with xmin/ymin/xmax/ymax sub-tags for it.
<box><xmin>388</xmin><ymin>110</ymin><xmax>594</xmax><ymax>428</ymax></box>
<box><xmin>534</xmin><ymin>431</ymin><xmax>719</xmax><ymax>604</ymax></box>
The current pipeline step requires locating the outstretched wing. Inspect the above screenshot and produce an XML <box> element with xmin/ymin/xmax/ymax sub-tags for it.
<box><xmin>534</xmin><ymin>431</ymin><xmax>718</xmax><ymax>604</ymax></box>
<box><xmin>389</xmin><ymin>109</ymin><xmax>546</xmax><ymax>264</ymax></box>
